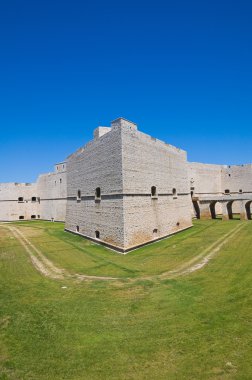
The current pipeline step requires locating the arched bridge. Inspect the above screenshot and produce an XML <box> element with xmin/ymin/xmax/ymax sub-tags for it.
<box><xmin>192</xmin><ymin>195</ymin><xmax>252</xmax><ymax>220</ymax></box>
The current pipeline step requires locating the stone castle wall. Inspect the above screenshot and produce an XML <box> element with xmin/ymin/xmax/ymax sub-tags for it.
<box><xmin>36</xmin><ymin>162</ymin><xmax>67</xmax><ymax>221</ymax></box>
<box><xmin>65</xmin><ymin>118</ymin><xmax>192</xmax><ymax>251</ymax></box>
<box><xmin>65</xmin><ymin>124</ymin><xmax>125</xmax><ymax>249</ymax></box>
<box><xmin>188</xmin><ymin>162</ymin><xmax>252</xmax><ymax>217</ymax></box>
<box><xmin>0</xmin><ymin>182</ymin><xmax>38</xmax><ymax>221</ymax></box>
<box><xmin>188</xmin><ymin>162</ymin><xmax>252</xmax><ymax>196</ymax></box>
<box><xmin>121</xmin><ymin>123</ymin><xmax>192</xmax><ymax>250</ymax></box>
<box><xmin>0</xmin><ymin>117</ymin><xmax>251</xmax><ymax>252</ymax></box>
<box><xmin>0</xmin><ymin>162</ymin><xmax>67</xmax><ymax>222</ymax></box>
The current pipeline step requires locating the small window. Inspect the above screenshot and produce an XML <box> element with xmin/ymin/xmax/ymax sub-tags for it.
<box><xmin>19</xmin><ymin>216</ymin><xmax>24</xmax><ymax>220</ymax></box>
<box><xmin>77</xmin><ymin>190</ymin><xmax>81</xmax><ymax>201</ymax></box>
<box><xmin>51</xmin><ymin>218</ymin><xmax>54</xmax><ymax>222</ymax></box>
<box><xmin>60</xmin><ymin>178</ymin><xmax>62</xmax><ymax>184</ymax></box>
<box><xmin>95</xmin><ymin>230</ymin><xmax>100</xmax><ymax>239</ymax></box>
<box><xmin>172</xmin><ymin>188</ymin><xmax>177</xmax><ymax>197</ymax></box>
<box><xmin>176</xmin><ymin>222</ymin><xmax>180</xmax><ymax>226</ymax></box>
<box><xmin>31</xmin><ymin>197</ymin><xmax>36</xmax><ymax>202</ymax></box>
<box><xmin>151</xmin><ymin>186</ymin><xmax>157</xmax><ymax>197</ymax></box>
<box><xmin>153</xmin><ymin>228</ymin><xmax>158</xmax><ymax>234</ymax></box>
<box><xmin>76</xmin><ymin>225</ymin><xmax>79</xmax><ymax>232</ymax></box>
<box><xmin>228</xmin><ymin>174</ymin><xmax>231</xmax><ymax>177</ymax></box>
<box><xmin>37</xmin><ymin>215</ymin><xmax>40</xmax><ymax>219</ymax></box>
<box><xmin>239</xmin><ymin>189</ymin><xmax>243</xmax><ymax>193</ymax></box>
<box><xmin>18</xmin><ymin>197</ymin><xmax>24</xmax><ymax>202</ymax></box>
<box><xmin>224</xmin><ymin>189</ymin><xmax>230</xmax><ymax>194</ymax></box>
<box><xmin>55</xmin><ymin>181</ymin><xmax>56</xmax><ymax>186</ymax></box>
<box><xmin>95</xmin><ymin>187</ymin><xmax>101</xmax><ymax>200</ymax></box>
<box><xmin>31</xmin><ymin>215</ymin><xmax>36</xmax><ymax>219</ymax></box>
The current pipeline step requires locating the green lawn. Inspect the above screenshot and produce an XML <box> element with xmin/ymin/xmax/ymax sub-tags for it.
<box><xmin>0</xmin><ymin>220</ymin><xmax>251</xmax><ymax>379</ymax></box>
<box><xmin>5</xmin><ymin>219</ymin><xmax>245</xmax><ymax>278</ymax></box>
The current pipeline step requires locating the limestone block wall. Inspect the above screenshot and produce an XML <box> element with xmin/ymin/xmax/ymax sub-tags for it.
<box><xmin>0</xmin><ymin>162</ymin><xmax>67</xmax><ymax>222</ymax></box>
<box><xmin>221</xmin><ymin>164</ymin><xmax>252</xmax><ymax>213</ymax></box>
<box><xmin>36</xmin><ymin>163</ymin><xmax>67</xmax><ymax>221</ymax></box>
<box><xmin>121</xmin><ymin>126</ymin><xmax>192</xmax><ymax>249</ymax></box>
<box><xmin>221</xmin><ymin>164</ymin><xmax>252</xmax><ymax>194</ymax></box>
<box><xmin>65</xmin><ymin>125</ymin><xmax>125</xmax><ymax>248</ymax></box>
<box><xmin>0</xmin><ymin>183</ymin><xmax>39</xmax><ymax>221</ymax></box>
<box><xmin>188</xmin><ymin>162</ymin><xmax>222</xmax><ymax>196</ymax></box>
<box><xmin>65</xmin><ymin>118</ymin><xmax>192</xmax><ymax>251</ymax></box>
<box><xmin>188</xmin><ymin>162</ymin><xmax>252</xmax><ymax>215</ymax></box>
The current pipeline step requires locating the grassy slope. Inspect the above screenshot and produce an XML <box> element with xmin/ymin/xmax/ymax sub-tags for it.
<box><xmin>0</xmin><ymin>220</ymin><xmax>251</xmax><ymax>379</ymax></box>
<box><xmin>8</xmin><ymin>220</ymin><xmax>244</xmax><ymax>278</ymax></box>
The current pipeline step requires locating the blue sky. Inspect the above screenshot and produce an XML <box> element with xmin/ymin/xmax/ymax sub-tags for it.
<box><xmin>0</xmin><ymin>0</ymin><xmax>251</xmax><ymax>182</ymax></box>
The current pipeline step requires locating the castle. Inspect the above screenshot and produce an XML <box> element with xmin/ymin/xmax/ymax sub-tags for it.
<box><xmin>1</xmin><ymin>118</ymin><xmax>251</xmax><ymax>252</ymax></box>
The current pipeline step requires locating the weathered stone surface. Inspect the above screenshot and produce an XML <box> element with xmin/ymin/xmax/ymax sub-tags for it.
<box><xmin>0</xmin><ymin>162</ymin><xmax>67</xmax><ymax>222</ymax></box>
<box><xmin>0</xmin><ymin>117</ymin><xmax>251</xmax><ymax>252</ymax></box>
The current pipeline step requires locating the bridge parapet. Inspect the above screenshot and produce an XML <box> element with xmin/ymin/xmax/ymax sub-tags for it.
<box><xmin>192</xmin><ymin>196</ymin><xmax>252</xmax><ymax>220</ymax></box>
<box><xmin>193</xmin><ymin>195</ymin><xmax>252</xmax><ymax>202</ymax></box>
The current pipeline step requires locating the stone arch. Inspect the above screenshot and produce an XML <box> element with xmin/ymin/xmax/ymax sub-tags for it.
<box><xmin>226</xmin><ymin>201</ymin><xmax>234</xmax><ymax>220</ymax></box>
<box><xmin>192</xmin><ymin>200</ymin><xmax>200</xmax><ymax>219</ymax></box>
<box><xmin>245</xmin><ymin>201</ymin><xmax>252</xmax><ymax>220</ymax></box>
<box><xmin>209</xmin><ymin>201</ymin><xmax>222</xmax><ymax>219</ymax></box>
<box><xmin>210</xmin><ymin>201</ymin><xmax>217</xmax><ymax>219</ymax></box>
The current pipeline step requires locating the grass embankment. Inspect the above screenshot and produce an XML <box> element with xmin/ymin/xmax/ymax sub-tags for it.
<box><xmin>0</xmin><ymin>220</ymin><xmax>251</xmax><ymax>379</ymax></box>
<box><xmin>7</xmin><ymin>219</ymin><xmax>244</xmax><ymax>278</ymax></box>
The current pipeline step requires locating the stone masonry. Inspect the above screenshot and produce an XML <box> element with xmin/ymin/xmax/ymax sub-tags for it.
<box><xmin>0</xmin><ymin>117</ymin><xmax>251</xmax><ymax>252</ymax></box>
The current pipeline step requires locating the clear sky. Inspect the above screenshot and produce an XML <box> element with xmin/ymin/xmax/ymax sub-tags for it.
<box><xmin>0</xmin><ymin>0</ymin><xmax>251</xmax><ymax>182</ymax></box>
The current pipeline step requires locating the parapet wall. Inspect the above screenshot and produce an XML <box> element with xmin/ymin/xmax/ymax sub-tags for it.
<box><xmin>188</xmin><ymin>162</ymin><xmax>252</xmax><ymax>196</ymax></box>
<box><xmin>188</xmin><ymin>162</ymin><xmax>252</xmax><ymax>218</ymax></box>
<box><xmin>0</xmin><ymin>162</ymin><xmax>67</xmax><ymax>222</ymax></box>
<box><xmin>0</xmin><ymin>182</ymin><xmax>38</xmax><ymax>221</ymax></box>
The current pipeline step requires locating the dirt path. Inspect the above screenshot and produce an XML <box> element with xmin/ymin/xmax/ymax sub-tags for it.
<box><xmin>1</xmin><ymin>223</ymin><xmax>245</xmax><ymax>282</ymax></box>
<box><xmin>8</xmin><ymin>226</ymin><xmax>118</xmax><ymax>281</ymax></box>
<box><xmin>160</xmin><ymin>223</ymin><xmax>244</xmax><ymax>279</ymax></box>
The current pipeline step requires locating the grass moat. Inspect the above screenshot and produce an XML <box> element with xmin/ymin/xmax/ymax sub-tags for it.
<box><xmin>0</xmin><ymin>219</ymin><xmax>251</xmax><ymax>379</ymax></box>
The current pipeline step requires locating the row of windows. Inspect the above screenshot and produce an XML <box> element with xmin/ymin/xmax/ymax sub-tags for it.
<box><xmin>55</xmin><ymin>179</ymin><xmax>63</xmax><ymax>185</ymax></box>
<box><xmin>191</xmin><ymin>188</ymin><xmax>244</xmax><ymax>195</ymax></box>
<box><xmin>76</xmin><ymin>187</ymin><xmax>178</xmax><ymax>200</ymax></box>
<box><xmin>18</xmin><ymin>197</ymin><xmax>39</xmax><ymax>202</ymax></box>
<box><xmin>224</xmin><ymin>189</ymin><xmax>243</xmax><ymax>194</ymax></box>
<box><xmin>151</xmin><ymin>186</ymin><xmax>177</xmax><ymax>197</ymax></box>
<box><xmin>19</xmin><ymin>215</ymin><xmax>40</xmax><ymax>220</ymax></box>
<box><xmin>77</xmin><ymin>188</ymin><xmax>101</xmax><ymax>201</ymax></box>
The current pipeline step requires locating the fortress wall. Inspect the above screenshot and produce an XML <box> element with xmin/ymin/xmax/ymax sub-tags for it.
<box><xmin>36</xmin><ymin>163</ymin><xmax>67</xmax><ymax>221</ymax></box>
<box><xmin>121</xmin><ymin>126</ymin><xmax>192</xmax><ymax>249</ymax></box>
<box><xmin>122</xmin><ymin>196</ymin><xmax>191</xmax><ymax>249</ymax></box>
<box><xmin>188</xmin><ymin>162</ymin><xmax>222</xmax><ymax>196</ymax></box>
<box><xmin>221</xmin><ymin>164</ymin><xmax>252</xmax><ymax>194</ymax></box>
<box><xmin>188</xmin><ymin>163</ymin><xmax>252</xmax><ymax>215</ymax></box>
<box><xmin>221</xmin><ymin>164</ymin><xmax>252</xmax><ymax>214</ymax></box>
<box><xmin>0</xmin><ymin>183</ymin><xmax>39</xmax><ymax>221</ymax></box>
<box><xmin>65</xmin><ymin>126</ymin><xmax>125</xmax><ymax>248</ymax></box>
<box><xmin>188</xmin><ymin>162</ymin><xmax>252</xmax><ymax>196</ymax></box>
